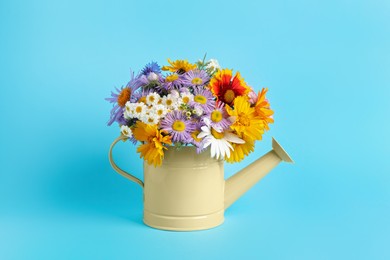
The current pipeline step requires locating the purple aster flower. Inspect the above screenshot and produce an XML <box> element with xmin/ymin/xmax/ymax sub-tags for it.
<box><xmin>182</xmin><ymin>69</ymin><xmax>210</xmax><ymax>87</ymax></box>
<box><xmin>105</xmin><ymin>70</ymin><xmax>140</xmax><ymax>126</ymax></box>
<box><xmin>189</xmin><ymin>86</ymin><xmax>216</xmax><ymax>114</ymax></box>
<box><xmin>141</xmin><ymin>61</ymin><xmax>161</xmax><ymax>76</ymax></box>
<box><xmin>163</xmin><ymin>73</ymin><xmax>183</xmax><ymax>91</ymax></box>
<box><xmin>160</xmin><ymin>111</ymin><xmax>195</xmax><ymax>144</ymax></box>
<box><xmin>203</xmin><ymin>101</ymin><xmax>231</xmax><ymax>131</ymax></box>
<box><xmin>136</xmin><ymin>72</ymin><xmax>165</xmax><ymax>95</ymax></box>
<box><xmin>136</xmin><ymin>74</ymin><xmax>149</xmax><ymax>87</ymax></box>
<box><xmin>189</xmin><ymin>120</ymin><xmax>207</xmax><ymax>153</ymax></box>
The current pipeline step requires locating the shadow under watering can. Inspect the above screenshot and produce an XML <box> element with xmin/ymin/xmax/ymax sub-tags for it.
<box><xmin>109</xmin><ymin>136</ymin><xmax>293</xmax><ymax>231</ymax></box>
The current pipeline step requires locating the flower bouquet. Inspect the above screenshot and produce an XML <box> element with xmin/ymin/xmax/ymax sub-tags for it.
<box><xmin>106</xmin><ymin>57</ymin><xmax>274</xmax><ymax>167</ymax></box>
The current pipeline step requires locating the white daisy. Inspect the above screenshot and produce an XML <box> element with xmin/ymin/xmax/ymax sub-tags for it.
<box><xmin>172</xmin><ymin>97</ymin><xmax>183</xmax><ymax>110</ymax></box>
<box><xmin>197</xmin><ymin>118</ymin><xmax>244</xmax><ymax>160</ymax></box>
<box><xmin>141</xmin><ymin>112</ymin><xmax>160</xmax><ymax>125</ymax></box>
<box><xmin>180</xmin><ymin>92</ymin><xmax>194</xmax><ymax>105</ymax></box>
<box><xmin>206</xmin><ymin>59</ymin><xmax>220</xmax><ymax>73</ymax></box>
<box><xmin>153</xmin><ymin>104</ymin><xmax>169</xmax><ymax>118</ymax></box>
<box><xmin>124</xmin><ymin>102</ymin><xmax>137</xmax><ymax>119</ymax></box>
<box><xmin>193</xmin><ymin>107</ymin><xmax>204</xmax><ymax>117</ymax></box>
<box><xmin>146</xmin><ymin>92</ymin><xmax>161</xmax><ymax>106</ymax></box>
<box><xmin>161</xmin><ymin>94</ymin><xmax>177</xmax><ymax>109</ymax></box>
<box><xmin>133</xmin><ymin>102</ymin><xmax>147</xmax><ymax>119</ymax></box>
<box><xmin>120</xmin><ymin>125</ymin><xmax>133</xmax><ymax>138</ymax></box>
<box><xmin>170</xmin><ymin>90</ymin><xmax>180</xmax><ymax>98</ymax></box>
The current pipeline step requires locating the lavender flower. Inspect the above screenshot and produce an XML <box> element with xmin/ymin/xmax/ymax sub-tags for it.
<box><xmin>182</xmin><ymin>69</ymin><xmax>210</xmax><ymax>87</ymax></box>
<box><xmin>189</xmin><ymin>86</ymin><xmax>216</xmax><ymax>114</ymax></box>
<box><xmin>105</xmin><ymin>70</ymin><xmax>141</xmax><ymax>126</ymax></box>
<box><xmin>163</xmin><ymin>73</ymin><xmax>183</xmax><ymax>91</ymax></box>
<box><xmin>190</xmin><ymin>120</ymin><xmax>207</xmax><ymax>153</ymax></box>
<box><xmin>160</xmin><ymin>111</ymin><xmax>195</xmax><ymax>143</ymax></box>
<box><xmin>203</xmin><ymin>101</ymin><xmax>231</xmax><ymax>132</ymax></box>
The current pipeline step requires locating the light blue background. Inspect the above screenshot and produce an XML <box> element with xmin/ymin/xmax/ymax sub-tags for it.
<box><xmin>1</xmin><ymin>0</ymin><xmax>389</xmax><ymax>259</ymax></box>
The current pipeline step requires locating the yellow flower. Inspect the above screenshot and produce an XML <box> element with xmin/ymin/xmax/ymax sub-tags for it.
<box><xmin>226</xmin><ymin>96</ymin><xmax>264</xmax><ymax>141</ymax></box>
<box><xmin>254</xmin><ymin>88</ymin><xmax>274</xmax><ymax>131</ymax></box>
<box><xmin>132</xmin><ymin>121</ymin><xmax>172</xmax><ymax>166</ymax></box>
<box><xmin>225</xmin><ymin>133</ymin><xmax>255</xmax><ymax>163</ymax></box>
<box><xmin>162</xmin><ymin>59</ymin><xmax>197</xmax><ymax>73</ymax></box>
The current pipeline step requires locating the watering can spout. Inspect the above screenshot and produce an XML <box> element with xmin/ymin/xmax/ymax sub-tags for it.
<box><xmin>224</xmin><ymin>138</ymin><xmax>294</xmax><ymax>209</ymax></box>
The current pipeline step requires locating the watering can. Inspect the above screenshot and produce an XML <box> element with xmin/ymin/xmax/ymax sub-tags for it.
<box><xmin>109</xmin><ymin>136</ymin><xmax>293</xmax><ymax>231</ymax></box>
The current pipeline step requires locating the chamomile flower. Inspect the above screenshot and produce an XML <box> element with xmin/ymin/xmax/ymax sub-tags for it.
<box><xmin>124</xmin><ymin>102</ymin><xmax>137</xmax><ymax>119</ymax></box>
<box><xmin>153</xmin><ymin>104</ymin><xmax>169</xmax><ymax>118</ymax></box>
<box><xmin>180</xmin><ymin>92</ymin><xmax>194</xmax><ymax>105</ymax></box>
<box><xmin>170</xmin><ymin>90</ymin><xmax>180</xmax><ymax>98</ymax></box>
<box><xmin>146</xmin><ymin>92</ymin><xmax>161</xmax><ymax>106</ymax></box>
<box><xmin>193</xmin><ymin>107</ymin><xmax>204</xmax><ymax>117</ymax></box>
<box><xmin>161</xmin><ymin>94</ymin><xmax>177</xmax><ymax>109</ymax></box>
<box><xmin>141</xmin><ymin>112</ymin><xmax>160</xmax><ymax>125</ymax></box>
<box><xmin>120</xmin><ymin>125</ymin><xmax>133</xmax><ymax>138</ymax></box>
<box><xmin>197</xmin><ymin>118</ymin><xmax>244</xmax><ymax>160</ymax></box>
<box><xmin>206</xmin><ymin>59</ymin><xmax>220</xmax><ymax>73</ymax></box>
<box><xmin>133</xmin><ymin>102</ymin><xmax>147</xmax><ymax>118</ymax></box>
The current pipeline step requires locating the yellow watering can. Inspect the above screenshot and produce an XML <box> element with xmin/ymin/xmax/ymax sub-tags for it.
<box><xmin>109</xmin><ymin>136</ymin><xmax>293</xmax><ymax>231</ymax></box>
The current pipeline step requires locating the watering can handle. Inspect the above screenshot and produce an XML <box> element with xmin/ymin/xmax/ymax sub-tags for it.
<box><xmin>108</xmin><ymin>136</ymin><xmax>144</xmax><ymax>188</ymax></box>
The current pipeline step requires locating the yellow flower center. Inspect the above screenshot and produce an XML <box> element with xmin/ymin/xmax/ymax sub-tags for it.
<box><xmin>148</xmin><ymin>96</ymin><xmax>155</xmax><ymax>103</ymax></box>
<box><xmin>182</xmin><ymin>96</ymin><xmax>190</xmax><ymax>104</ymax></box>
<box><xmin>135</xmin><ymin>106</ymin><xmax>143</xmax><ymax>113</ymax></box>
<box><xmin>122</xmin><ymin>129</ymin><xmax>129</xmax><ymax>135</ymax></box>
<box><xmin>118</xmin><ymin>88</ymin><xmax>131</xmax><ymax>107</ymax></box>
<box><xmin>211</xmin><ymin>110</ymin><xmax>223</xmax><ymax>123</ymax></box>
<box><xmin>211</xmin><ymin>128</ymin><xmax>224</xmax><ymax>139</ymax></box>
<box><xmin>148</xmin><ymin>117</ymin><xmax>154</xmax><ymax>123</ymax></box>
<box><xmin>138</xmin><ymin>97</ymin><xmax>147</xmax><ymax>103</ymax></box>
<box><xmin>191</xmin><ymin>130</ymin><xmax>202</xmax><ymax>142</ymax></box>
<box><xmin>191</xmin><ymin>77</ymin><xmax>203</xmax><ymax>85</ymax></box>
<box><xmin>166</xmin><ymin>74</ymin><xmax>179</xmax><ymax>82</ymax></box>
<box><xmin>157</xmin><ymin>109</ymin><xmax>164</xmax><ymax>116</ymax></box>
<box><xmin>166</xmin><ymin>99</ymin><xmax>173</xmax><ymax>106</ymax></box>
<box><xmin>224</xmin><ymin>90</ymin><xmax>235</xmax><ymax>104</ymax></box>
<box><xmin>194</xmin><ymin>95</ymin><xmax>207</xmax><ymax>104</ymax></box>
<box><xmin>238</xmin><ymin>113</ymin><xmax>251</xmax><ymax>126</ymax></box>
<box><xmin>172</xmin><ymin>120</ymin><xmax>186</xmax><ymax>132</ymax></box>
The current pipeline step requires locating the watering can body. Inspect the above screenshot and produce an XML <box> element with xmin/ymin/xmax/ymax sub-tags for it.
<box><xmin>109</xmin><ymin>136</ymin><xmax>293</xmax><ymax>231</ymax></box>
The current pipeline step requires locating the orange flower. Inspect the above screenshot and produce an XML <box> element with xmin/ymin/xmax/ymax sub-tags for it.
<box><xmin>254</xmin><ymin>88</ymin><xmax>274</xmax><ymax>130</ymax></box>
<box><xmin>208</xmin><ymin>69</ymin><xmax>250</xmax><ymax>106</ymax></box>
<box><xmin>132</xmin><ymin>121</ymin><xmax>172</xmax><ymax>166</ymax></box>
<box><xmin>226</xmin><ymin>96</ymin><xmax>264</xmax><ymax>142</ymax></box>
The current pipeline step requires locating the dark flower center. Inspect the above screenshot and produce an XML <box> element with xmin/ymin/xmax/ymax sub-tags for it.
<box><xmin>118</xmin><ymin>88</ymin><xmax>131</xmax><ymax>107</ymax></box>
